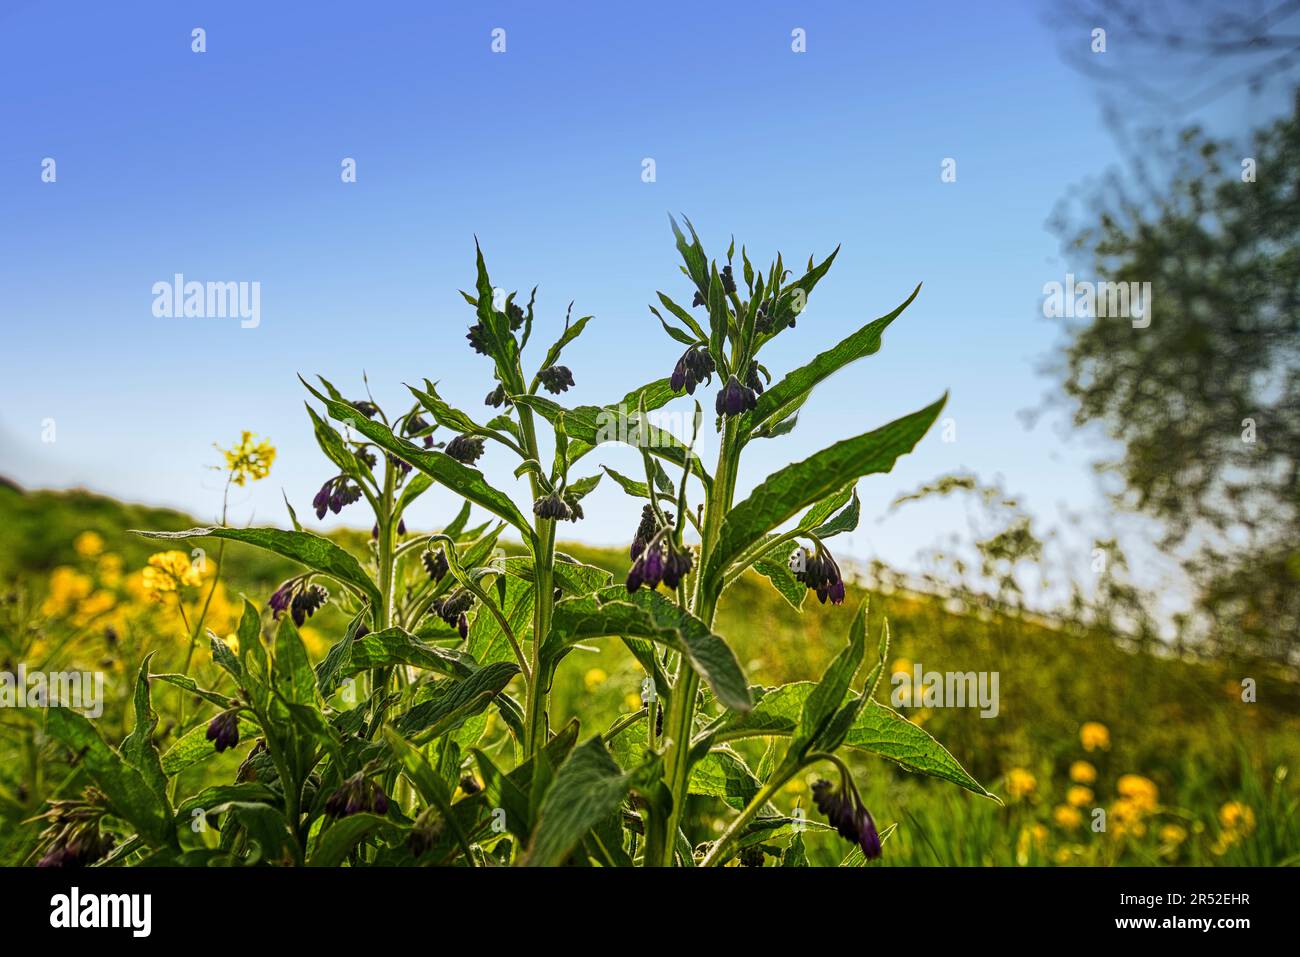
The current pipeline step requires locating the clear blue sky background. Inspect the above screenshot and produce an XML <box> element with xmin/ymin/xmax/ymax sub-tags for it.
<box><xmin>0</xmin><ymin>1</ymin><xmax>1281</xmax><ymax>611</ymax></box>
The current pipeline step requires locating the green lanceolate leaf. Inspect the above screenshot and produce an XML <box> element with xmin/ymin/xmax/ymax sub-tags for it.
<box><xmin>706</xmin><ymin>260</ymin><xmax>730</xmax><ymax>373</ymax></box>
<box><xmin>315</xmin><ymin>609</ymin><xmax>371</xmax><ymax>698</ymax></box>
<box><xmin>669</xmin><ymin>213</ymin><xmax>709</xmax><ymax>297</ymax></box>
<box><xmin>537</xmin><ymin>312</ymin><xmax>595</xmax><ymax>372</ymax></box>
<box><xmin>160</xmin><ymin>715</ymin><xmax>260</xmax><ymax>776</ymax></box>
<box><xmin>273</xmin><ymin>616</ymin><xmax>316</xmax><ymax>708</ymax></box>
<box><xmin>46</xmin><ymin>708</ymin><xmax>175</xmax><ymax>848</ymax></box>
<box><xmin>134</xmin><ymin>525</ymin><xmax>381</xmax><ymax>607</ymax></box>
<box><xmin>306</xmin><ymin>404</ymin><xmax>365</xmax><ymax>479</ymax></box>
<box><xmin>410</xmin><ymin>380</ymin><xmax>522</xmax><ymax>454</ymax></box>
<box><xmin>301</xmin><ymin>378</ymin><xmax>536</xmax><ymax>546</ymax></box>
<box><xmin>310</xmin><ymin>813</ymin><xmax>393</xmax><ymax>867</ymax></box>
<box><xmin>339</xmin><ymin>626</ymin><xmax>476</xmax><ymax>678</ymax></box>
<box><xmin>121</xmin><ymin>654</ymin><xmax>170</xmax><ymax>812</ymax></box>
<box><xmin>655</xmin><ymin>291</ymin><xmax>709</xmax><ymax>342</ymax></box>
<box><xmin>523</xmin><ymin>736</ymin><xmax>659</xmax><ymax>866</ymax></box>
<box><xmin>710</xmin><ymin>683</ymin><xmax>995</xmax><ymax>800</ymax></box>
<box><xmin>785</xmin><ymin>598</ymin><xmax>868</xmax><ymax>765</ymax></box>
<box><xmin>396</xmin><ymin>661</ymin><xmax>520</xmax><ymax>740</ymax></box>
<box><xmin>705</xmin><ymin>395</ymin><xmax>947</xmax><ymax>593</ymax></box>
<box><xmin>745</xmin><ymin>282</ymin><xmax>919</xmax><ymax>436</ymax></box>
<box><xmin>545</xmin><ymin>586</ymin><xmax>752</xmax><ymax>712</ymax></box>
<box><xmin>760</xmin><ymin>245</ymin><xmax>841</xmax><ymax>343</ymax></box>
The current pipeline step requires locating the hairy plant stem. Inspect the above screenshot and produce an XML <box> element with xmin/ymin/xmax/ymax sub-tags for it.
<box><xmin>513</xmin><ymin>372</ymin><xmax>555</xmax><ymax>761</ymax></box>
<box><xmin>648</xmin><ymin>415</ymin><xmax>741</xmax><ymax>866</ymax></box>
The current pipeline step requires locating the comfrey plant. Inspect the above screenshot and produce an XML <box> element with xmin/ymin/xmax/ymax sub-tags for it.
<box><xmin>36</xmin><ymin>220</ymin><xmax>993</xmax><ymax>867</ymax></box>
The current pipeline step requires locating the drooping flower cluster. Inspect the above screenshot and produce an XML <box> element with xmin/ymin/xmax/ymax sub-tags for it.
<box><xmin>812</xmin><ymin>779</ymin><xmax>881</xmax><ymax>860</ymax></box>
<box><xmin>313</xmin><ymin>475</ymin><xmax>362</xmax><ymax>519</ymax></box>
<box><xmin>404</xmin><ymin>413</ymin><xmax>435</xmax><ymax>448</ymax></box>
<box><xmin>444</xmin><ymin>434</ymin><xmax>485</xmax><ymax>466</ymax></box>
<box><xmin>626</xmin><ymin>505</ymin><xmax>692</xmax><ymax>592</ymax></box>
<box><xmin>432</xmin><ymin>589</ymin><xmax>474</xmax><ymax>639</ymax></box>
<box><xmin>670</xmin><ymin>346</ymin><xmax>715</xmax><ymax>395</ymax></box>
<box><xmin>206</xmin><ymin>709</ymin><xmax>241</xmax><ymax>753</ymax></box>
<box><xmin>538</xmin><ymin>365</ymin><xmax>574</xmax><ymax>394</ymax></box>
<box><xmin>422</xmin><ymin>547</ymin><xmax>449</xmax><ymax>582</ymax></box>
<box><xmin>788</xmin><ymin>544</ymin><xmax>846</xmax><ymax>605</ymax></box>
<box><xmin>715</xmin><ymin>361</ymin><xmax>766</xmax><ymax>417</ymax></box>
<box><xmin>485</xmin><ymin>383</ymin><xmax>507</xmax><ymax>408</ymax></box>
<box><xmin>33</xmin><ymin>791</ymin><xmax>116</xmax><ymax>868</ymax></box>
<box><xmin>350</xmin><ymin>399</ymin><xmax>380</xmax><ymax>419</ymax></box>
<box><xmin>533</xmin><ymin>492</ymin><xmax>572</xmax><ymax>521</ymax></box>
<box><xmin>268</xmin><ymin>579</ymin><xmax>330</xmax><ymax>626</ymax></box>
<box><xmin>324</xmin><ymin>772</ymin><xmax>390</xmax><ymax>819</ymax></box>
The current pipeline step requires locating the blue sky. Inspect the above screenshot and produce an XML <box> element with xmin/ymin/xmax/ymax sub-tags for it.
<box><xmin>0</xmin><ymin>1</ymin><xmax>1282</xmax><ymax>612</ymax></box>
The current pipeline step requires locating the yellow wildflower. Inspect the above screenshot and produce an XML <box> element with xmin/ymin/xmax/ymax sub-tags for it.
<box><xmin>219</xmin><ymin>431</ymin><xmax>276</xmax><ymax>486</ymax></box>
<box><xmin>141</xmin><ymin>550</ymin><xmax>202</xmax><ymax>601</ymax></box>
<box><xmin>1006</xmin><ymin>768</ymin><xmax>1037</xmax><ymax>800</ymax></box>
<box><xmin>1159</xmin><ymin>823</ymin><xmax>1187</xmax><ymax>845</ymax></box>
<box><xmin>1117</xmin><ymin>774</ymin><xmax>1158</xmax><ymax>812</ymax></box>
<box><xmin>1080</xmin><ymin>722</ymin><xmax>1110</xmax><ymax>752</ymax></box>
<box><xmin>583</xmin><ymin>667</ymin><xmax>608</xmax><ymax>691</ymax></box>
<box><xmin>1218</xmin><ymin>801</ymin><xmax>1255</xmax><ymax>835</ymax></box>
<box><xmin>1110</xmin><ymin>798</ymin><xmax>1148</xmax><ymax>838</ymax></box>
<box><xmin>41</xmin><ymin>567</ymin><xmax>93</xmax><ymax>615</ymax></box>
<box><xmin>1069</xmin><ymin>760</ymin><xmax>1097</xmax><ymax>784</ymax></box>
<box><xmin>624</xmin><ymin>692</ymin><xmax>643</xmax><ymax>711</ymax></box>
<box><xmin>73</xmin><ymin>531</ymin><xmax>104</xmax><ymax>557</ymax></box>
<box><xmin>97</xmin><ymin>553</ymin><xmax>123</xmax><ymax>587</ymax></box>
<box><xmin>1067</xmin><ymin>785</ymin><xmax>1094</xmax><ymax>808</ymax></box>
<box><xmin>1053</xmin><ymin>805</ymin><xmax>1083</xmax><ymax>829</ymax></box>
<box><xmin>890</xmin><ymin>657</ymin><xmax>913</xmax><ymax>676</ymax></box>
<box><xmin>783</xmin><ymin>777</ymin><xmax>806</xmax><ymax>794</ymax></box>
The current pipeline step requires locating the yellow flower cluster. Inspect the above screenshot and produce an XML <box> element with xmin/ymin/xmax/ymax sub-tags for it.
<box><xmin>1080</xmin><ymin>721</ymin><xmax>1110</xmax><ymax>752</ymax></box>
<box><xmin>1212</xmin><ymin>800</ymin><xmax>1256</xmax><ymax>855</ymax></box>
<box><xmin>1006</xmin><ymin>767</ymin><xmax>1037</xmax><ymax>800</ymax></box>
<box><xmin>141</xmin><ymin>550</ymin><xmax>203</xmax><ymax>601</ymax></box>
<box><xmin>218</xmin><ymin>430</ymin><xmax>276</xmax><ymax>486</ymax></box>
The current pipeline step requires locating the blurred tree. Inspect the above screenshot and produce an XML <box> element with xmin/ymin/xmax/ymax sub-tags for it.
<box><xmin>1049</xmin><ymin>100</ymin><xmax>1300</xmax><ymax>660</ymax></box>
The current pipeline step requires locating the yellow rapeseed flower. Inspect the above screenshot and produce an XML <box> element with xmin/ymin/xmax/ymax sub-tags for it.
<box><xmin>141</xmin><ymin>550</ymin><xmax>202</xmax><ymax>601</ymax></box>
<box><xmin>583</xmin><ymin>668</ymin><xmax>608</xmax><ymax>691</ymax></box>
<box><xmin>73</xmin><ymin>531</ymin><xmax>104</xmax><ymax>557</ymax></box>
<box><xmin>219</xmin><ymin>430</ymin><xmax>276</xmax><ymax>486</ymax></box>
<box><xmin>41</xmin><ymin>567</ymin><xmax>93</xmax><ymax>615</ymax></box>
<box><xmin>1053</xmin><ymin>805</ymin><xmax>1083</xmax><ymax>829</ymax></box>
<box><xmin>1006</xmin><ymin>768</ymin><xmax>1037</xmax><ymax>800</ymax></box>
<box><xmin>1069</xmin><ymin>760</ymin><xmax>1097</xmax><ymax>784</ymax></box>
<box><xmin>1067</xmin><ymin>785</ymin><xmax>1094</xmax><ymax>808</ymax></box>
<box><xmin>1080</xmin><ymin>722</ymin><xmax>1110</xmax><ymax>752</ymax></box>
<box><xmin>1117</xmin><ymin>774</ymin><xmax>1158</xmax><ymax>812</ymax></box>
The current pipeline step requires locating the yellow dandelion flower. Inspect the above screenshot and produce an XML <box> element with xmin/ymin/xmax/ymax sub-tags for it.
<box><xmin>73</xmin><ymin>531</ymin><xmax>104</xmax><ymax>557</ymax></box>
<box><xmin>1067</xmin><ymin>785</ymin><xmax>1094</xmax><ymax>808</ymax></box>
<box><xmin>97</xmin><ymin>553</ymin><xmax>123</xmax><ymax>587</ymax></box>
<box><xmin>218</xmin><ymin>430</ymin><xmax>276</xmax><ymax>486</ymax></box>
<box><xmin>583</xmin><ymin>668</ymin><xmax>608</xmax><ymax>691</ymax></box>
<box><xmin>1053</xmin><ymin>804</ymin><xmax>1083</xmax><ymax>829</ymax></box>
<box><xmin>1110</xmin><ymin>799</ymin><xmax>1148</xmax><ymax>839</ymax></box>
<box><xmin>1159</xmin><ymin>823</ymin><xmax>1187</xmax><ymax>845</ymax></box>
<box><xmin>1080</xmin><ymin>722</ymin><xmax>1110</xmax><ymax>752</ymax></box>
<box><xmin>1218</xmin><ymin>801</ymin><xmax>1255</xmax><ymax>835</ymax></box>
<box><xmin>783</xmin><ymin>777</ymin><xmax>807</xmax><ymax>794</ymax></box>
<box><xmin>1117</xmin><ymin>774</ymin><xmax>1158</xmax><ymax>812</ymax></box>
<box><xmin>1069</xmin><ymin>760</ymin><xmax>1097</xmax><ymax>784</ymax></box>
<box><xmin>890</xmin><ymin>657</ymin><xmax>913</xmax><ymax>676</ymax></box>
<box><xmin>624</xmin><ymin>692</ymin><xmax>643</xmax><ymax>711</ymax></box>
<box><xmin>1006</xmin><ymin>768</ymin><xmax>1037</xmax><ymax>800</ymax></box>
<box><xmin>1016</xmin><ymin>823</ymin><xmax>1049</xmax><ymax>863</ymax></box>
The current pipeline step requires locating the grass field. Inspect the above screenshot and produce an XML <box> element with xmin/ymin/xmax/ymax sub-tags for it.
<box><xmin>2</xmin><ymin>479</ymin><xmax>1297</xmax><ymax>866</ymax></box>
